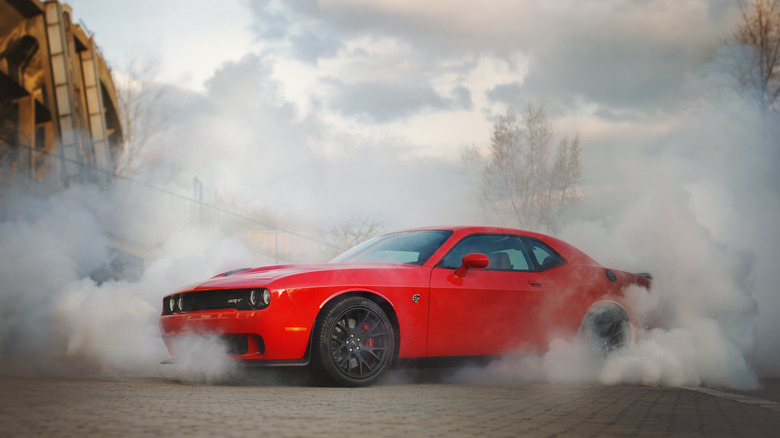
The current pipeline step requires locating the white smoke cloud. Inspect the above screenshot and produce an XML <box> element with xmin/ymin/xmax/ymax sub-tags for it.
<box><xmin>450</xmin><ymin>60</ymin><xmax>780</xmax><ymax>389</ymax></box>
<box><xmin>0</xmin><ymin>183</ymin><xmax>263</xmax><ymax>381</ymax></box>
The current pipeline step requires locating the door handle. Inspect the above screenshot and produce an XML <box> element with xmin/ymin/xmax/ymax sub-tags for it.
<box><xmin>528</xmin><ymin>280</ymin><xmax>542</xmax><ymax>287</ymax></box>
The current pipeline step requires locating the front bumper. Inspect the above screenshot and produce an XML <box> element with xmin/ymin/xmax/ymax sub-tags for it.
<box><xmin>159</xmin><ymin>292</ymin><xmax>314</xmax><ymax>362</ymax></box>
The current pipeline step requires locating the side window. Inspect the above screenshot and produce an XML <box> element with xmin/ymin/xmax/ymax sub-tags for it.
<box><xmin>437</xmin><ymin>234</ymin><xmax>532</xmax><ymax>271</ymax></box>
<box><xmin>523</xmin><ymin>238</ymin><xmax>565</xmax><ymax>271</ymax></box>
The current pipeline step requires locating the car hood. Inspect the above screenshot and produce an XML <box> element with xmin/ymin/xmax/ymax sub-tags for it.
<box><xmin>177</xmin><ymin>262</ymin><xmax>421</xmax><ymax>292</ymax></box>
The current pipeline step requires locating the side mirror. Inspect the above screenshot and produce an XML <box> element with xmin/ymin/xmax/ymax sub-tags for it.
<box><xmin>455</xmin><ymin>253</ymin><xmax>489</xmax><ymax>277</ymax></box>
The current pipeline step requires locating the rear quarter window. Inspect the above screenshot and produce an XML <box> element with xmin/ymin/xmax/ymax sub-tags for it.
<box><xmin>523</xmin><ymin>238</ymin><xmax>566</xmax><ymax>271</ymax></box>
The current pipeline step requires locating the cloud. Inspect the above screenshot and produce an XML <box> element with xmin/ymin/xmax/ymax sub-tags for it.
<box><xmin>248</xmin><ymin>0</ymin><xmax>743</xmax><ymax>125</ymax></box>
<box><xmin>485</xmin><ymin>82</ymin><xmax>524</xmax><ymax>108</ymax></box>
<box><xmin>325</xmin><ymin>78</ymin><xmax>471</xmax><ymax>122</ymax></box>
<box><xmin>248</xmin><ymin>0</ymin><xmax>295</xmax><ymax>41</ymax></box>
<box><xmin>289</xmin><ymin>31</ymin><xmax>344</xmax><ymax>63</ymax></box>
<box><xmin>127</xmin><ymin>51</ymin><xmax>478</xmax><ymax>226</ymax></box>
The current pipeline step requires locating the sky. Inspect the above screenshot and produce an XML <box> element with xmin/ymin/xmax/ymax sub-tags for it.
<box><xmin>66</xmin><ymin>0</ymin><xmax>739</xmax><ymax>163</ymax></box>
<box><xmin>2</xmin><ymin>0</ymin><xmax>778</xmax><ymax>385</ymax></box>
<box><xmin>61</xmin><ymin>0</ymin><xmax>753</xmax><ymax>229</ymax></box>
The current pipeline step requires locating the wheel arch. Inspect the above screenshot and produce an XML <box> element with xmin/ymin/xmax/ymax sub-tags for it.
<box><xmin>579</xmin><ymin>300</ymin><xmax>634</xmax><ymax>345</ymax></box>
<box><xmin>312</xmin><ymin>291</ymin><xmax>401</xmax><ymax>364</ymax></box>
<box><xmin>582</xmin><ymin>300</ymin><xmax>629</xmax><ymax>317</ymax></box>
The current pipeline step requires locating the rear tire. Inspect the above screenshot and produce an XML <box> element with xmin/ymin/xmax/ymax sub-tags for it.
<box><xmin>311</xmin><ymin>296</ymin><xmax>395</xmax><ymax>387</ymax></box>
<box><xmin>579</xmin><ymin>303</ymin><xmax>631</xmax><ymax>354</ymax></box>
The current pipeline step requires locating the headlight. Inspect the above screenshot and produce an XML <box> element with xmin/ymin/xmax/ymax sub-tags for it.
<box><xmin>167</xmin><ymin>297</ymin><xmax>176</xmax><ymax>313</ymax></box>
<box><xmin>249</xmin><ymin>289</ymin><xmax>271</xmax><ymax>308</ymax></box>
<box><xmin>177</xmin><ymin>295</ymin><xmax>184</xmax><ymax>312</ymax></box>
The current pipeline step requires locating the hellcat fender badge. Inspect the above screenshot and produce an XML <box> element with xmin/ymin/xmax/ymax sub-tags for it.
<box><xmin>412</xmin><ymin>294</ymin><xmax>420</xmax><ymax>303</ymax></box>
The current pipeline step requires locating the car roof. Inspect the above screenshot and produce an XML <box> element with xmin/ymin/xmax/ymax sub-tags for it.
<box><xmin>401</xmin><ymin>225</ymin><xmax>551</xmax><ymax>239</ymax></box>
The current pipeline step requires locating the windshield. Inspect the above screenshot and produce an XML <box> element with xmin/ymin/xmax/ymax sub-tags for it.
<box><xmin>330</xmin><ymin>230</ymin><xmax>453</xmax><ymax>265</ymax></box>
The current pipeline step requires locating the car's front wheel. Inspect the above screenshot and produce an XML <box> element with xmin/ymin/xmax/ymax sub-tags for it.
<box><xmin>312</xmin><ymin>296</ymin><xmax>395</xmax><ymax>387</ymax></box>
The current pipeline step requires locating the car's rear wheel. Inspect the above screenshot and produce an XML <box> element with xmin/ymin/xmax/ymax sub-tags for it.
<box><xmin>312</xmin><ymin>296</ymin><xmax>395</xmax><ymax>387</ymax></box>
<box><xmin>579</xmin><ymin>303</ymin><xmax>630</xmax><ymax>353</ymax></box>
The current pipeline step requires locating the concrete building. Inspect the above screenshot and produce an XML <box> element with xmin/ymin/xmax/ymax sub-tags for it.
<box><xmin>1</xmin><ymin>0</ymin><xmax>123</xmax><ymax>185</ymax></box>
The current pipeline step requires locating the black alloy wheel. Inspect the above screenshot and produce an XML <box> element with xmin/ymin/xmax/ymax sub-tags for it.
<box><xmin>312</xmin><ymin>296</ymin><xmax>395</xmax><ymax>387</ymax></box>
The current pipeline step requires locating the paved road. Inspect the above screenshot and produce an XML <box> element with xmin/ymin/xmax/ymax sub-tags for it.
<box><xmin>0</xmin><ymin>371</ymin><xmax>778</xmax><ymax>437</ymax></box>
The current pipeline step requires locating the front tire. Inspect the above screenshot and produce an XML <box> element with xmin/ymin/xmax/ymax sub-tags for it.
<box><xmin>312</xmin><ymin>296</ymin><xmax>395</xmax><ymax>387</ymax></box>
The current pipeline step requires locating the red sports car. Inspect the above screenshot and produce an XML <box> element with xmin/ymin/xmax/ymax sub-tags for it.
<box><xmin>160</xmin><ymin>226</ymin><xmax>651</xmax><ymax>386</ymax></box>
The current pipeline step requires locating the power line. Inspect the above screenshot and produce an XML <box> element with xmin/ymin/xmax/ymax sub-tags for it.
<box><xmin>7</xmin><ymin>143</ymin><xmax>344</xmax><ymax>251</ymax></box>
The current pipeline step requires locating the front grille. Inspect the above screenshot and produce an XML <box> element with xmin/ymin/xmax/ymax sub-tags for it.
<box><xmin>163</xmin><ymin>289</ymin><xmax>264</xmax><ymax>315</ymax></box>
<box><xmin>182</xmin><ymin>289</ymin><xmax>250</xmax><ymax>312</ymax></box>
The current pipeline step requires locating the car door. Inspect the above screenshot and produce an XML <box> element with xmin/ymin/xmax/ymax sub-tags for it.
<box><xmin>427</xmin><ymin>234</ymin><xmax>560</xmax><ymax>357</ymax></box>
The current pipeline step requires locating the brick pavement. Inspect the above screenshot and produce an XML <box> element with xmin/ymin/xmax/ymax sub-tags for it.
<box><xmin>0</xmin><ymin>375</ymin><xmax>778</xmax><ymax>437</ymax></box>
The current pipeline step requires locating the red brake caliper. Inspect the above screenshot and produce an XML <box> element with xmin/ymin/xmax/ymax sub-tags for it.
<box><xmin>363</xmin><ymin>322</ymin><xmax>375</xmax><ymax>348</ymax></box>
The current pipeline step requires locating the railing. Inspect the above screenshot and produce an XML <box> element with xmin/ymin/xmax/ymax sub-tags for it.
<box><xmin>1</xmin><ymin>143</ymin><xmax>344</xmax><ymax>264</ymax></box>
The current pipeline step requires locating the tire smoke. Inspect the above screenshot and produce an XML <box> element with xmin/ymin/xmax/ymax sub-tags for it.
<box><xmin>0</xmin><ymin>184</ymin><xmax>260</xmax><ymax>381</ymax></box>
<box><xmin>451</xmin><ymin>92</ymin><xmax>780</xmax><ymax>390</ymax></box>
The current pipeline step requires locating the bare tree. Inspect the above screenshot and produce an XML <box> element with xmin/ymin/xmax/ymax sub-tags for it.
<box><xmin>324</xmin><ymin>215</ymin><xmax>385</xmax><ymax>253</ymax></box>
<box><xmin>472</xmin><ymin>104</ymin><xmax>581</xmax><ymax>231</ymax></box>
<box><xmin>731</xmin><ymin>0</ymin><xmax>780</xmax><ymax>112</ymax></box>
<box><xmin>112</xmin><ymin>54</ymin><xmax>167</xmax><ymax>176</ymax></box>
